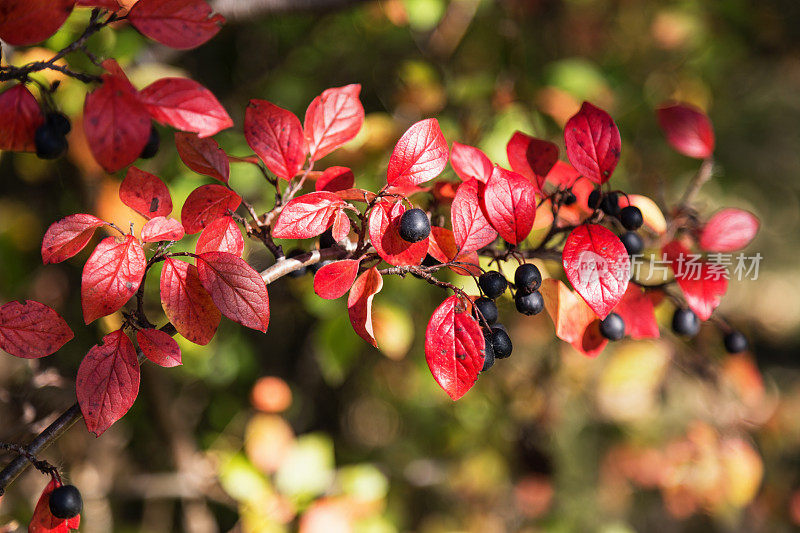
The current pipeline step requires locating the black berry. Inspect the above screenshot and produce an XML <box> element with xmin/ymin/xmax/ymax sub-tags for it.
<box><xmin>601</xmin><ymin>192</ymin><xmax>620</xmax><ymax>216</ymax></box>
<box><xmin>319</xmin><ymin>228</ymin><xmax>337</xmax><ymax>249</ymax></box>
<box><xmin>724</xmin><ymin>331</ymin><xmax>749</xmax><ymax>353</ymax></box>
<box><xmin>514</xmin><ymin>263</ymin><xmax>542</xmax><ymax>294</ymax></box>
<box><xmin>481</xmin><ymin>331</ymin><xmax>495</xmax><ymax>371</ymax></box>
<box><xmin>474</xmin><ymin>297</ymin><xmax>498</xmax><ymax>325</ymax></box>
<box><xmin>490</xmin><ymin>327</ymin><xmax>513</xmax><ymax>359</ymax></box>
<box><xmin>49</xmin><ymin>484</ymin><xmax>82</xmax><ymax>519</ymax></box>
<box><xmin>421</xmin><ymin>254</ymin><xmax>440</xmax><ymax>267</ymax></box>
<box><xmin>479</xmin><ymin>271</ymin><xmax>507</xmax><ymax>299</ymax></box>
<box><xmin>588</xmin><ymin>189</ymin><xmax>601</xmax><ymax>209</ymax></box>
<box><xmin>620</xmin><ymin>231</ymin><xmax>644</xmax><ymax>255</ymax></box>
<box><xmin>672</xmin><ymin>308</ymin><xmax>700</xmax><ymax>337</ymax></box>
<box><xmin>286</xmin><ymin>249</ymin><xmax>307</xmax><ymax>277</ymax></box>
<box><xmin>398</xmin><ymin>208</ymin><xmax>430</xmax><ymax>243</ymax></box>
<box><xmin>34</xmin><ymin>124</ymin><xmax>67</xmax><ymax>160</ymax></box>
<box><xmin>46</xmin><ymin>112</ymin><xmax>71</xmax><ymax>136</ymax></box>
<box><xmin>599</xmin><ymin>313</ymin><xmax>625</xmax><ymax>341</ymax></box>
<box><xmin>139</xmin><ymin>125</ymin><xmax>160</xmax><ymax>159</ymax></box>
<box><xmin>562</xmin><ymin>191</ymin><xmax>577</xmax><ymax>205</ymax></box>
<box><xmin>619</xmin><ymin>205</ymin><xmax>643</xmax><ymax>230</ymax></box>
<box><xmin>515</xmin><ymin>291</ymin><xmax>544</xmax><ymax>316</ymax></box>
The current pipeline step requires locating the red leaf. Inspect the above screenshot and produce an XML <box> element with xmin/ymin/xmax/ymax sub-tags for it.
<box><xmin>613</xmin><ymin>285</ymin><xmax>660</xmax><ymax>340</ymax></box>
<box><xmin>540</xmin><ymin>279</ymin><xmax>607</xmax><ymax>358</ymax></box>
<box><xmin>0</xmin><ymin>84</ymin><xmax>44</xmax><ymax>152</ymax></box>
<box><xmin>83</xmin><ymin>74</ymin><xmax>151</xmax><ymax>172</ymax></box>
<box><xmin>562</xmin><ymin>224</ymin><xmax>630</xmax><ymax>319</ymax></box>
<box><xmin>196</xmin><ymin>216</ymin><xmax>243</xmax><ymax>256</ymax></box>
<box><xmin>81</xmin><ymin>235</ymin><xmax>147</xmax><ymax>323</ymax></box>
<box><xmin>76</xmin><ymin>329</ymin><xmax>140</xmax><ymax>436</ymax></box>
<box><xmin>424</xmin><ymin>295</ymin><xmax>485</xmax><ymax>400</ymax></box>
<box><xmin>506</xmin><ymin>131</ymin><xmax>558</xmax><ymax>189</ymax></box>
<box><xmin>313</xmin><ymin>259</ymin><xmax>360</xmax><ymax>300</ymax></box>
<box><xmin>347</xmin><ymin>267</ymin><xmax>383</xmax><ymax>347</ymax></box>
<box><xmin>181</xmin><ymin>184</ymin><xmax>242</xmax><ymax>234</ymax></box>
<box><xmin>331</xmin><ymin>209</ymin><xmax>351</xmax><ymax>242</ymax></box>
<box><xmin>141</xmin><ymin>216</ymin><xmax>185</xmax><ymax>242</ymax></box>
<box><xmin>128</xmin><ymin>0</ymin><xmax>225</xmax><ymax>50</ymax></box>
<box><xmin>41</xmin><ymin>214</ymin><xmax>106</xmax><ymax>264</ymax></box>
<box><xmin>139</xmin><ymin>78</ymin><xmax>233</xmax><ymax>137</ymax></box>
<box><xmin>663</xmin><ymin>241</ymin><xmax>728</xmax><ymax>321</ymax></box>
<box><xmin>245</xmin><ymin>100</ymin><xmax>306</xmax><ymax>181</ymax></box>
<box><xmin>0</xmin><ymin>0</ymin><xmax>74</xmax><ymax>46</ymax></box>
<box><xmin>564</xmin><ymin>102</ymin><xmax>621</xmax><ymax>185</ymax></box>
<box><xmin>120</xmin><ymin>167</ymin><xmax>173</xmax><ymax>219</ymax></box>
<box><xmin>426</xmin><ymin>227</ymin><xmax>481</xmax><ymax>276</ymax></box>
<box><xmin>272</xmin><ymin>192</ymin><xmax>345</xmax><ymax>239</ymax></box>
<box><xmin>368</xmin><ymin>201</ymin><xmax>428</xmax><ymax>266</ymax></box>
<box><xmin>160</xmin><ymin>258</ymin><xmax>220</xmax><ymax>345</ymax></box>
<box><xmin>387</xmin><ymin>118</ymin><xmax>449</xmax><ymax>187</ymax></box>
<box><xmin>29</xmin><ymin>478</ymin><xmax>81</xmax><ymax>533</ymax></box>
<box><xmin>316</xmin><ymin>166</ymin><xmax>355</xmax><ymax>193</ymax></box>
<box><xmin>699</xmin><ymin>208</ymin><xmax>759</xmax><ymax>252</ymax></box>
<box><xmin>196</xmin><ymin>251</ymin><xmax>270</xmax><ymax>332</ymax></box>
<box><xmin>136</xmin><ymin>328</ymin><xmax>181</xmax><ymax>367</ymax></box>
<box><xmin>450</xmin><ymin>142</ymin><xmax>492</xmax><ymax>183</ymax></box>
<box><xmin>175</xmin><ymin>132</ymin><xmax>230</xmax><ymax>183</ymax></box>
<box><xmin>656</xmin><ymin>102</ymin><xmax>715</xmax><ymax>159</ymax></box>
<box><xmin>304</xmin><ymin>84</ymin><xmax>364</xmax><ymax>161</ymax></box>
<box><xmin>0</xmin><ymin>300</ymin><xmax>73</xmax><ymax>359</ymax></box>
<box><xmin>451</xmin><ymin>179</ymin><xmax>497</xmax><ymax>253</ymax></box>
<box><xmin>482</xmin><ymin>166</ymin><xmax>537</xmax><ymax>245</ymax></box>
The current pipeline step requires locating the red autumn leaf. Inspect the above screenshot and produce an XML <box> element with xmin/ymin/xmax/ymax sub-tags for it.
<box><xmin>196</xmin><ymin>216</ymin><xmax>244</xmax><ymax>256</ymax></box>
<box><xmin>506</xmin><ymin>131</ymin><xmax>558</xmax><ymax>189</ymax></box>
<box><xmin>128</xmin><ymin>0</ymin><xmax>225</xmax><ymax>50</ymax></box>
<box><xmin>316</xmin><ymin>166</ymin><xmax>355</xmax><ymax>193</ymax></box>
<box><xmin>0</xmin><ymin>84</ymin><xmax>44</xmax><ymax>152</ymax></box>
<box><xmin>368</xmin><ymin>201</ymin><xmax>429</xmax><ymax>266</ymax></box>
<box><xmin>139</xmin><ymin>78</ymin><xmax>233</xmax><ymax>137</ymax></box>
<box><xmin>663</xmin><ymin>241</ymin><xmax>728</xmax><ymax>321</ymax></box>
<box><xmin>387</xmin><ymin>118</ymin><xmax>449</xmax><ymax>187</ymax></box>
<box><xmin>272</xmin><ymin>192</ymin><xmax>345</xmax><ymax>239</ymax></box>
<box><xmin>81</xmin><ymin>235</ymin><xmax>147</xmax><ymax>323</ymax></box>
<box><xmin>482</xmin><ymin>166</ymin><xmax>537</xmax><ymax>245</ymax></box>
<box><xmin>29</xmin><ymin>478</ymin><xmax>81</xmax><ymax>533</ymax></box>
<box><xmin>120</xmin><ymin>167</ymin><xmax>173</xmax><ymax>219</ymax></box>
<box><xmin>136</xmin><ymin>328</ymin><xmax>182</xmax><ymax>367</ymax></box>
<box><xmin>424</xmin><ymin>295</ymin><xmax>485</xmax><ymax>400</ymax></box>
<box><xmin>83</xmin><ymin>73</ymin><xmax>151</xmax><ymax>173</ymax></box>
<box><xmin>313</xmin><ymin>259</ymin><xmax>360</xmax><ymax>300</ymax></box>
<box><xmin>451</xmin><ymin>179</ymin><xmax>497</xmax><ymax>253</ymax></box>
<box><xmin>347</xmin><ymin>267</ymin><xmax>383</xmax><ymax>347</ymax></box>
<box><xmin>426</xmin><ymin>227</ymin><xmax>481</xmax><ymax>276</ymax></box>
<box><xmin>180</xmin><ymin>184</ymin><xmax>242</xmax><ymax>234</ymax></box>
<box><xmin>331</xmin><ymin>209</ymin><xmax>351</xmax><ymax>242</ymax></box>
<box><xmin>699</xmin><ymin>208</ymin><xmax>759</xmax><ymax>252</ymax></box>
<box><xmin>245</xmin><ymin>100</ymin><xmax>306</xmax><ymax>181</ymax></box>
<box><xmin>432</xmin><ymin>181</ymin><xmax>459</xmax><ymax>203</ymax></box>
<box><xmin>304</xmin><ymin>84</ymin><xmax>364</xmax><ymax>161</ymax></box>
<box><xmin>335</xmin><ymin>188</ymin><xmax>377</xmax><ymax>203</ymax></box>
<box><xmin>540</xmin><ymin>278</ymin><xmax>607</xmax><ymax>357</ymax></box>
<box><xmin>0</xmin><ymin>300</ymin><xmax>73</xmax><ymax>359</ymax></box>
<box><xmin>175</xmin><ymin>132</ymin><xmax>230</xmax><ymax>183</ymax></box>
<box><xmin>76</xmin><ymin>329</ymin><xmax>140</xmax><ymax>436</ymax></box>
<box><xmin>613</xmin><ymin>285</ymin><xmax>660</xmax><ymax>340</ymax></box>
<box><xmin>564</xmin><ymin>102</ymin><xmax>621</xmax><ymax>185</ymax></box>
<box><xmin>196</xmin><ymin>251</ymin><xmax>270</xmax><ymax>332</ymax></box>
<box><xmin>450</xmin><ymin>142</ymin><xmax>492</xmax><ymax>183</ymax></box>
<box><xmin>141</xmin><ymin>216</ymin><xmax>185</xmax><ymax>242</ymax></box>
<box><xmin>0</xmin><ymin>0</ymin><xmax>74</xmax><ymax>46</ymax></box>
<box><xmin>656</xmin><ymin>102</ymin><xmax>715</xmax><ymax>159</ymax></box>
<box><xmin>562</xmin><ymin>224</ymin><xmax>630</xmax><ymax>319</ymax></box>
<box><xmin>160</xmin><ymin>258</ymin><xmax>220</xmax><ymax>345</ymax></box>
<box><xmin>76</xmin><ymin>0</ymin><xmax>118</xmax><ymax>8</ymax></box>
<box><xmin>41</xmin><ymin>214</ymin><xmax>106</xmax><ymax>264</ymax></box>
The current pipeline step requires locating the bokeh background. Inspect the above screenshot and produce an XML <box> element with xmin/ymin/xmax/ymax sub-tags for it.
<box><xmin>2</xmin><ymin>0</ymin><xmax>800</xmax><ymax>531</ymax></box>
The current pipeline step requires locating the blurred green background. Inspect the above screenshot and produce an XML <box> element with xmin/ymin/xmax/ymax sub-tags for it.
<box><xmin>2</xmin><ymin>0</ymin><xmax>800</xmax><ymax>531</ymax></box>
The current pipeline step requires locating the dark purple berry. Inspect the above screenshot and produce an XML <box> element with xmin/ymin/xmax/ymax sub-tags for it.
<box><xmin>140</xmin><ymin>125</ymin><xmax>160</xmax><ymax>159</ymax></box>
<box><xmin>620</xmin><ymin>205</ymin><xmax>643</xmax><ymax>230</ymax></box>
<box><xmin>49</xmin><ymin>484</ymin><xmax>82</xmax><ymax>519</ymax></box>
<box><xmin>514</xmin><ymin>263</ymin><xmax>542</xmax><ymax>294</ymax></box>
<box><xmin>474</xmin><ymin>297</ymin><xmax>498</xmax><ymax>325</ymax></box>
<box><xmin>620</xmin><ymin>231</ymin><xmax>644</xmax><ymax>255</ymax></box>
<box><xmin>672</xmin><ymin>308</ymin><xmax>700</xmax><ymax>337</ymax></box>
<box><xmin>46</xmin><ymin>112</ymin><xmax>71</xmax><ymax>135</ymax></box>
<box><xmin>515</xmin><ymin>290</ymin><xmax>544</xmax><ymax>316</ymax></box>
<box><xmin>481</xmin><ymin>331</ymin><xmax>495</xmax><ymax>371</ymax></box>
<box><xmin>490</xmin><ymin>326</ymin><xmax>513</xmax><ymax>359</ymax></box>
<box><xmin>588</xmin><ymin>189</ymin><xmax>601</xmax><ymax>209</ymax></box>
<box><xmin>601</xmin><ymin>192</ymin><xmax>620</xmax><ymax>216</ymax></box>
<box><xmin>724</xmin><ymin>331</ymin><xmax>748</xmax><ymax>353</ymax></box>
<box><xmin>398</xmin><ymin>208</ymin><xmax>430</xmax><ymax>243</ymax></box>
<box><xmin>34</xmin><ymin>124</ymin><xmax>67</xmax><ymax>159</ymax></box>
<box><xmin>479</xmin><ymin>271</ymin><xmax>507</xmax><ymax>299</ymax></box>
<box><xmin>599</xmin><ymin>313</ymin><xmax>625</xmax><ymax>341</ymax></box>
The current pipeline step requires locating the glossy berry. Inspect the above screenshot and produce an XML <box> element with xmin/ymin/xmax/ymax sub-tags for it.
<box><xmin>140</xmin><ymin>125</ymin><xmax>160</xmax><ymax>159</ymax></box>
<box><xmin>34</xmin><ymin>124</ymin><xmax>68</xmax><ymax>160</ymax></box>
<box><xmin>601</xmin><ymin>192</ymin><xmax>620</xmax><ymax>216</ymax></box>
<box><xmin>515</xmin><ymin>290</ymin><xmax>544</xmax><ymax>316</ymax></box>
<box><xmin>481</xmin><ymin>331</ymin><xmax>495</xmax><ymax>371</ymax></box>
<box><xmin>620</xmin><ymin>231</ymin><xmax>644</xmax><ymax>255</ymax></box>
<box><xmin>672</xmin><ymin>308</ymin><xmax>700</xmax><ymax>337</ymax></box>
<box><xmin>49</xmin><ymin>484</ymin><xmax>82</xmax><ymax>519</ymax></box>
<box><xmin>479</xmin><ymin>271</ymin><xmax>507</xmax><ymax>299</ymax></box>
<box><xmin>619</xmin><ymin>205</ymin><xmax>643</xmax><ymax>230</ymax></box>
<box><xmin>46</xmin><ymin>112</ymin><xmax>71</xmax><ymax>135</ymax></box>
<box><xmin>490</xmin><ymin>327</ymin><xmax>513</xmax><ymax>359</ymax></box>
<box><xmin>588</xmin><ymin>189</ymin><xmax>601</xmax><ymax>209</ymax></box>
<box><xmin>599</xmin><ymin>313</ymin><xmax>625</xmax><ymax>341</ymax></box>
<box><xmin>286</xmin><ymin>249</ymin><xmax>307</xmax><ymax>277</ymax></box>
<box><xmin>398</xmin><ymin>208</ymin><xmax>430</xmax><ymax>243</ymax></box>
<box><xmin>724</xmin><ymin>331</ymin><xmax>749</xmax><ymax>353</ymax></box>
<box><xmin>474</xmin><ymin>297</ymin><xmax>498</xmax><ymax>325</ymax></box>
<box><xmin>514</xmin><ymin>263</ymin><xmax>542</xmax><ymax>294</ymax></box>
<box><xmin>319</xmin><ymin>228</ymin><xmax>337</xmax><ymax>249</ymax></box>
<box><xmin>562</xmin><ymin>191</ymin><xmax>577</xmax><ymax>205</ymax></box>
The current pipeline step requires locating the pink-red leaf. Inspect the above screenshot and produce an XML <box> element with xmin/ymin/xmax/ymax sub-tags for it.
<box><xmin>81</xmin><ymin>235</ymin><xmax>147</xmax><ymax>323</ymax></box>
<box><xmin>540</xmin><ymin>278</ymin><xmax>607</xmax><ymax>358</ymax></box>
<box><xmin>304</xmin><ymin>84</ymin><xmax>364</xmax><ymax>161</ymax></box>
<box><xmin>562</xmin><ymin>224</ymin><xmax>630</xmax><ymax>319</ymax></box>
<box><xmin>331</xmin><ymin>209</ymin><xmax>351</xmax><ymax>242</ymax></box>
<box><xmin>426</xmin><ymin>227</ymin><xmax>481</xmax><ymax>276</ymax></box>
<box><xmin>136</xmin><ymin>328</ymin><xmax>182</xmax><ymax>367</ymax></box>
<box><xmin>347</xmin><ymin>267</ymin><xmax>383</xmax><ymax>347</ymax></box>
<box><xmin>564</xmin><ymin>102</ymin><xmax>621</xmax><ymax>185</ymax></box>
<box><xmin>141</xmin><ymin>216</ymin><xmax>185</xmax><ymax>242</ymax></box>
<box><xmin>0</xmin><ymin>0</ymin><xmax>74</xmax><ymax>46</ymax></box>
<box><xmin>120</xmin><ymin>167</ymin><xmax>173</xmax><ymax>219</ymax></box>
<box><xmin>245</xmin><ymin>100</ymin><xmax>306</xmax><ymax>181</ymax></box>
<box><xmin>506</xmin><ymin>131</ymin><xmax>558</xmax><ymax>189</ymax></box>
<box><xmin>663</xmin><ymin>241</ymin><xmax>728</xmax><ymax>321</ymax></box>
<box><xmin>450</xmin><ymin>142</ymin><xmax>492</xmax><ymax>183</ymax></box>
<box><xmin>128</xmin><ymin>0</ymin><xmax>225</xmax><ymax>50</ymax></box>
<box><xmin>313</xmin><ymin>259</ymin><xmax>360</xmax><ymax>300</ymax></box>
<box><xmin>482</xmin><ymin>166</ymin><xmax>537</xmax><ymax>245</ymax></box>
<box><xmin>196</xmin><ymin>251</ymin><xmax>270</xmax><ymax>332</ymax></box>
<box><xmin>29</xmin><ymin>478</ymin><xmax>81</xmax><ymax>533</ymax></box>
<box><xmin>139</xmin><ymin>78</ymin><xmax>233</xmax><ymax>137</ymax></box>
<box><xmin>0</xmin><ymin>301</ymin><xmax>73</xmax><ymax>359</ymax></box>
<box><xmin>41</xmin><ymin>214</ymin><xmax>106</xmax><ymax>264</ymax></box>
<box><xmin>0</xmin><ymin>84</ymin><xmax>44</xmax><ymax>152</ymax></box>
<box><xmin>451</xmin><ymin>179</ymin><xmax>497</xmax><ymax>253</ymax></box>
<box><xmin>196</xmin><ymin>216</ymin><xmax>243</xmax><ymax>256</ymax></box>
<box><xmin>424</xmin><ymin>295</ymin><xmax>485</xmax><ymax>400</ymax></box>
<box><xmin>699</xmin><ymin>208</ymin><xmax>759</xmax><ymax>252</ymax></box>
<box><xmin>387</xmin><ymin>118</ymin><xmax>449</xmax><ymax>187</ymax></box>
<box><xmin>160</xmin><ymin>258</ymin><xmax>220</xmax><ymax>345</ymax></box>
<box><xmin>613</xmin><ymin>285</ymin><xmax>660</xmax><ymax>340</ymax></box>
<box><xmin>369</xmin><ymin>201</ymin><xmax>428</xmax><ymax>266</ymax></box>
<box><xmin>272</xmin><ymin>192</ymin><xmax>345</xmax><ymax>239</ymax></box>
<box><xmin>175</xmin><ymin>132</ymin><xmax>230</xmax><ymax>183</ymax></box>
<box><xmin>181</xmin><ymin>184</ymin><xmax>242</xmax><ymax>234</ymax></box>
<box><xmin>656</xmin><ymin>102</ymin><xmax>715</xmax><ymax>159</ymax></box>
<box><xmin>316</xmin><ymin>166</ymin><xmax>355</xmax><ymax>193</ymax></box>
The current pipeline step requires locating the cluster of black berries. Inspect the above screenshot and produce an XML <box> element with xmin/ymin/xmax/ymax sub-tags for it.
<box><xmin>588</xmin><ymin>189</ymin><xmax>645</xmax><ymax>256</ymax></box>
<box><xmin>49</xmin><ymin>484</ymin><xmax>82</xmax><ymax>519</ymax></box>
<box><xmin>671</xmin><ymin>307</ymin><xmax>749</xmax><ymax>353</ymax></box>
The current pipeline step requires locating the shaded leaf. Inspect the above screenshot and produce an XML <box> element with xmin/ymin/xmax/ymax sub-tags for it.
<box><xmin>657</xmin><ymin>102</ymin><xmax>715</xmax><ymax>159</ymax></box>
<box><xmin>175</xmin><ymin>132</ymin><xmax>230</xmax><ymax>183</ymax></box>
<box><xmin>387</xmin><ymin>118</ymin><xmax>448</xmax><ymax>187</ymax></box>
<box><xmin>613</xmin><ymin>285</ymin><xmax>660</xmax><ymax>340</ymax></box>
<box><xmin>506</xmin><ymin>131</ymin><xmax>558</xmax><ymax>189</ymax></box>
<box><xmin>0</xmin><ymin>0</ymin><xmax>74</xmax><ymax>46</ymax></box>
<box><xmin>663</xmin><ymin>240</ymin><xmax>728</xmax><ymax>321</ymax></box>
<box><xmin>81</xmin><ymin>235</ymin><xmax>147</xmax><ymax>323</ymax></box>
<box><xmin>316</xmin><ymin>166</ymin><xmax>355</xmax><ymax>193</ymax></box>
<box><xmin>540</xmin><ymin>278</ymin><xmax>607</xmax><ymax>357</ymax></box>
<box><xmin>41</xmin><ymin>214</ymin><xmax>106</xmax><ymax>264</ymax></box>
<box><xmin>181</xmin><ymin>183</ymin><xmax>241</xmax><ymax>234</ymax></box>
<box><xmin>128</xmin><ymin>0</ymin><xmax>225</xmax><ymax>50</ymax></box>
<box><xmin>136</xmin><ymin>328</ymin><xmax>181</xmax><ymax>367</ymax></box>
<box><xmin>347</xmin><ymin>267</ymin><xmax>383</xmax><ymax>347</ymax></box>
<box><xmin>0</xmin><ymin>84</ymin><xmax>44</xmax><ymax>152</ymax></box>
<box><xmin>304</xmin><ymin>84</ymin><xmax>364</xmax><ymax>161</ymax></box>
<box><xmin>564</xmin><ymin>102</ymin><xmax>621</xmax><ymax>185</ymax></box>
<box><xmin>0</xmin><ymin>300</ymin><xmax>73</xmax><ymax>359</ymax></box>
<box><xmin>426</xmin><ymin>226</ymin><xmax>481</xmax><ymax>276</ymax></box>
<box><xmin>160</xmin><ymin>258</ymin><xmax>220</xmax><ymax>345</ymax></box>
